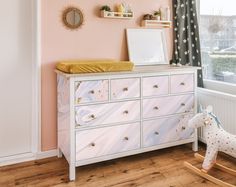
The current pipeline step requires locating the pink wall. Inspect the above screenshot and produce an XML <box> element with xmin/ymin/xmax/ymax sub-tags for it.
<box><xmin>41</xmin><ymin>0</ymin><xmax>173</xmax><ymax>151</ymax></box>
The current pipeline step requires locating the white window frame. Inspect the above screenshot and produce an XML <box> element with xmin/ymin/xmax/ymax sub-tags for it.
<box><xmin>196</xmin><ymin>0</ymin><xmax>236</xmax><ymax>90</ymax></box>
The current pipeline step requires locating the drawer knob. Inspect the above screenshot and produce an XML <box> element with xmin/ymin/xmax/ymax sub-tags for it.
<box><xmin>123</xmin><ymin>87</ymin><xmax>129</xmax><ymax>92</ymax></box>
<box><xmin>90</xmin><ymin>143</ymin><xmax>95</xmax><ymax>147</ymax></box>
<box><xmin>75</xmin><ymin>82</ymin><xmax>81</xmax><ymax>90</ymax></box>
<box><xmin>181</xmin><ymin>103</ymin><xmax>186</xmax><ymax>107</ymax></box>
<box><xmin>180</xmin><ymin>82</ymin><xmax>185</xmax><ymax>86</ymax></box>
<box><xmin>124</xmin><ymin>137</ymin><xmax>129</xmax><ymax>141</ymax></box>
<box><xmin>123</xmin><ymin>110</ymin><xmax>129</xmax><ymax>114</ymax></box>
<box><xmin>77</xmin><ymin>98</ymin><xmax>82</xmax><ymax>103</ymax></box>
<box><xmin>153</xmin><ymin>85</ymin><xmax>159</xmax><ymax>88</ymax></box>
<box><xmin>153</xmin><ymin>106</ymin><xmax>159</xmax><ymax>110</ymax></box>
<box><xmin>154</xmin><ymin>131</ymin><xmax>159</xmax><ymax>135</ymax></box>
<box><xmin>89</xmin><ymin>90</ymin><xmax>95</xmax><ymax>94</ymax></box>
<box><xmin>90</xmin><ymin>114</ymin><xmax>96</xmax><ymax>119</ymax></box>
<box><xmin>75</xmin><ymin>124</ymin><xmax>81</xmax><ymax>128</ymax></box>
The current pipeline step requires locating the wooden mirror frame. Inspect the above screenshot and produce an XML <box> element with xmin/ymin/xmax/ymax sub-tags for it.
<box><xmin>62</xmin><ymin>7</ymin><xmax>84</xmax><ymax>30</ymax></box>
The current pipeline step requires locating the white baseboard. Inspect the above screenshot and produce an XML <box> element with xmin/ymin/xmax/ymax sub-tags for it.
<box><xmin>0</xmin><ymin>153</ymin><xmax>35</xmax><ymax>167</ymax></box>
<box><xmin>36</xmin><ymin>149</ymin><xmax>58</xmax><ymax>160</ymax></box>
<box><xmin>0</xmin><ymin>149</ymin><xmax>58</xmax><ymax>167</ymax></box>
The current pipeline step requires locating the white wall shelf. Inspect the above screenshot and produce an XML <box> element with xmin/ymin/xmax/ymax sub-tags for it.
<box><xmin>141</xmin><ymin>20</ymin><xmax>171</xmax><ymax>28</ymax></box>
<box><xmin>100</xmin><ymin>10</ymin><xmax>133</xmax><ymax>19</ymax></box>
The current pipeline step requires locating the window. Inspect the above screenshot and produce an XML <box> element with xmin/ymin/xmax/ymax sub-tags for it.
<box><xmin>199</xmin><ymin>0</ymin><xmax>236</xmax><ymax>84</ymax></box>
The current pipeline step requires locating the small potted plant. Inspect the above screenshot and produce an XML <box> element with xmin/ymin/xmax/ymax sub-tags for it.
<box><xmin>100</xmin><ymin>5</ymin><xmax>113</xmax><ymax>17</ymax></box>
<box><xmin>143</xmin><ymin>14</ymin><xmax>153</xmax><ymax>20</ymax></box>
<box><xmin>154</xmin><ymin>10</ymin><xmax>161</xmax><ymax>20</ymax></box>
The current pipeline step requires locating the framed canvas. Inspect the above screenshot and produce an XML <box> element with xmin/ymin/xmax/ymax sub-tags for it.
<box><xmin>126</xmin><ymin>29</ymin><xmax>168</xmax><ymax>66</ymax></box>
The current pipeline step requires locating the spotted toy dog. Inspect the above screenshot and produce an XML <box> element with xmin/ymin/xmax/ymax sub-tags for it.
<box><xmin>188</xmin><ymin>105</ymin><xmax>236</xmax><ymax>172</ymax></box>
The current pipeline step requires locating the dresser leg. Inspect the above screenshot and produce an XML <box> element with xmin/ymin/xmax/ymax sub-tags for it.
<box><xmin>57</xmin><ymin>148</ymin><xmax>63</xmax><ymax>158</ymax></box>
<box><xmin>192</xmin><ymin>140</ymin><xmax>198</xmax><ymax>152</ymax></box>
<box><xmin>69</xmin><ymin>165</ymin><xmax>76</xmax><ymax>181</ymax></box>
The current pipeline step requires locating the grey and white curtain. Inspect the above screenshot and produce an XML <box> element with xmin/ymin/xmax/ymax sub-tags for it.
<box><xmin>172</xmin><ymin>0</ymin><xmax>203</xmax><ymax>87</ymax></box>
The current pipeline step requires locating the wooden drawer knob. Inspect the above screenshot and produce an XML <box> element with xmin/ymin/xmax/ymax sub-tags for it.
<box><xmin>90</xmin><ymin>143</ymin><xmax>95</xmax><ymax>147</ymax></box>
<box><xmin>75</xmin><ymin>124</ymin><xmax>81</xmax><ymax>128</ymax></box>
<box><xmin>123</xmin><ymin>87</ymin><xmax>129</xmax><ymax>92</ymax></box>
<box><xmin>124</xmin><ymin>137</ymin><xmax>129</xmax><ymax>141</ymax></box>
<box><xmin>123</xmin><ymin>110</ymin><xmax>129</xmax><ymax>114</ymax></box>
<box><xmin>154</xmin><ymin>131</ymin><xmax>159</xmax><ymax>135</ymax></box>
<box><xmin>75</xmin><ymin>82</ymin><xmax>81</xmax><ymax>90</ymax></box>
<box><xmin>89</xmin><ymin>90</ymin><xmax>95</xmax><ymax>94</ymax></box>
<box><xmin>181</xmin><ymin>103</ymin><xmax>186</xmax><ymax>107</ymax></box>
<box><xmin>153</xmin><ymin>85</ymin><xmax>159</xmax><ymax>88</ymax></box>
<box><xmin>90</xmin><ymin>114</ymin><xmax>96</xmax><ymax>119</ymax></box>
<box><xmin>153</xmin><ymin>106</ymin><xmax>159</xmax><ymax>110</ymax></box>
<box><xmin>180</xmin><ymin>82</ymin><xmax>185</xmax><ymax>86</ymax></box>
<box><xmin>77</xmin><ymin>98</ymin><xmax>81</xmax><ymax>103</ymax></box>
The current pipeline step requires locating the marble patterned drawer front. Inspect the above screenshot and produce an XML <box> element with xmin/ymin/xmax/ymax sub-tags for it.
<box><xmin>143</xmin><ymin>76</ymin><xmax>169</xmax><ymax>97</ymax></box>
<box><xmin>111</xmin><ymin>78</ymin><xmax>140</xmax><ymax>100</ymax></box>
<box><xmin>76</xmin><ymin>123</ymin><xmax>140</xmax><ymax>161</ymax></box>
<box><xmin>75</xmin><ymin>80</ymin><xmax>109</xmax><ymax>104</ymax></box>
<box><xmin>143</xmin><ymin>94</ymin><xmax>194</xmax><ymax>118</ymax></box>
<box><xmin>170</xmin><ymin>74</ymin><xmax>194</xmax><ymax>94</ymax></box>
<box><xmin>75</xmin><ymin>101</ymin><xmax>140</xmax><ymax>127</ymax></box>
<box><xmin>143</xmin><ymin>115</ymin><xmax>194</xmax><ymax>147</ymax></box>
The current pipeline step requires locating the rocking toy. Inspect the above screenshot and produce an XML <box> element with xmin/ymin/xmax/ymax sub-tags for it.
<box><xmin>184</xmin><ymin>105</ymin><xmax>236</xmax><ymax>187</ymax></box>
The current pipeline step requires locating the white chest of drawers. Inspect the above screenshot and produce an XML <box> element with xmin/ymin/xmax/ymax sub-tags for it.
<box><xmin>56</xmin><ymin>65</ymin><xmax>199</xmax><ymax>181</ymax></box>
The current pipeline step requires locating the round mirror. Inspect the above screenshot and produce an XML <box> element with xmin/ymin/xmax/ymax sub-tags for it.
<box><xmin>62</xmin><ymin>7</ymin><xmax>84</xmax><ymax>30</ymax></box>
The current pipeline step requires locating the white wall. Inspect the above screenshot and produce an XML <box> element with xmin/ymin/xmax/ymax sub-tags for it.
<box><xmin>0</xmin><ymin>0</ymin><xmax>34</xmax><ymax>158</ymax></box>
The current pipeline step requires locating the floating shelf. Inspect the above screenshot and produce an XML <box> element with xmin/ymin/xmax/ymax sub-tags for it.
<box><xmin>141</xmin><ymin>20</ymin><xmax>171</xmax><ymax>28</ymax></box>
<box><xmin>100</xmin><ymin>10</ymin><xmax>133</xmax><ymax>19</ymax></box>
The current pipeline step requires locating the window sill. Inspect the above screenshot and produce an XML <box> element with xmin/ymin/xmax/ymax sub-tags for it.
<box><xmin>203</xmin><ymin>79</ymin><xmax>236</xmax><ymax>95</ymax></box>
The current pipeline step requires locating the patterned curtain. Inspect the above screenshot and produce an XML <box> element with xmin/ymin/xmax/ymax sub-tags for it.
<box><xmin>172</xmin><ymin>0</ymin><xmax>203</xmax><ymax>87</ymax></box>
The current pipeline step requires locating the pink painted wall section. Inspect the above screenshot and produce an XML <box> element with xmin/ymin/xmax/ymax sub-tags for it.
<box><xmin>41</xmin><ymin>0</ymin><xmax>173</xmax><ymax>151</ymax></box>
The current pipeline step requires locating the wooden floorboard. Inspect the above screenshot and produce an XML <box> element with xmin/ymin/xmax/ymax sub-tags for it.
<box><xmin>0</xmin><ymin>143</ymin><xmax>235</xmax><ymax>187</ymax></box>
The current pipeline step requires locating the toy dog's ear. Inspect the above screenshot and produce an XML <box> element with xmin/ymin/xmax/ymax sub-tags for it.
<box><xmin>206</xmin><ymin>105</ymin><xmax>213</xmax><ymax>113</ymax></box>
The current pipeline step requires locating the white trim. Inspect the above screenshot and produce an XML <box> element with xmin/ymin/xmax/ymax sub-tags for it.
<box><xmin>198</xmin><ymin>87</ymin><xmax>236</xmax><ymax>101</ymax></box>
<box><xmin>0</xmin><ymin>149</ymin><xmax>58</xmax><ymax>167</ymax></box>
<box><xmin>203</xmin><ymin>79</ymin><xmax>236</xmax><ymax>95</ymax></box>
<box><xmin>36</xmin><ymin>0</ymin><xmax>42</xmax><ymax>153</ymax></box>
<box><xmin>36</xmin><ymin>149</ymin><xmax>58</xmax><ymax>160</ymax></box>
<box><xmin>69</xmin><ymin>77</ymin><xmax>76</xmax><ymax>180</ymax></box>
<box><xmin>31</xmin><ymin>0</ymin><xmax>41</xmax><ymax>154</ymax></box>
<box><xmin>31</xmin><ymin>0</ymin><xmax>40</xmax><ymax>155</ymax></box>
<box><xmin>0</xmin><ymin>153</ymin><xmax>35</xmax><ymax>167</ymax></box>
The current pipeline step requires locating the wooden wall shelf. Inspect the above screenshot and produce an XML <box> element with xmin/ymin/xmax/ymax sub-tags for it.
<box><xmin>101</xmin><ymin>11</ymin><xmax>133</xmax><ymax>19</ymax></box>
<box><xmin>141</xmin><ymin>20</ymin><xmax>171</xmax><ymax>28</ymax></box>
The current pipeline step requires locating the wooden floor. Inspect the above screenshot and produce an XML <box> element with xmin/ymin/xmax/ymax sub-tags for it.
<box><xmin>0</xmin><ymin>143</ymin><xmax>236</xmax><ymax>187</ymax></box>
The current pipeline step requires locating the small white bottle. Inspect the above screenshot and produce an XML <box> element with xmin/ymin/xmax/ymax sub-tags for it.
<box><xmin>165</xmin><ymin>6</ymin><xmax>171</xmax><ymax>21</ymax></box>
<box><xmin>160</xmin><ymin>7</ymin><xmax>166</xmax><ymax>20</ymax></box>
<box><xmin>160</xmin><ymin>7</ymin><xmax>171</xmax><ymax>21</ymax></box>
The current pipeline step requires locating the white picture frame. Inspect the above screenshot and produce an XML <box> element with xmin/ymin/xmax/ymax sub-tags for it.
<box><xmin>126</xmin><ymin>29</ymin><xmax>168</xmax><ymax>66</ymax></box>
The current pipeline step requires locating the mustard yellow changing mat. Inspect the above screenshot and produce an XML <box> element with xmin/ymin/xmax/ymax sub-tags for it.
<box><xmin>56</xmin><ymin>60</ymin><xmax>134</xmax><ymax>74</ymax></box>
